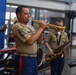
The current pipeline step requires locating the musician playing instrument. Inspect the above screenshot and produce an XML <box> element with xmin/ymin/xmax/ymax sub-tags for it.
<box><xmin>12</xmin><ymin>5</ymin><xmax>47</xmax><ymax>75</ymax></box>
<box><xmin>44</xmin><ymin>19</ymin><xmax>69</xmax><ymax>75</ymax></box>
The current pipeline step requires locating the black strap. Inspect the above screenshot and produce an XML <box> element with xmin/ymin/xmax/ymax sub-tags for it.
<box><xmin>56</xmin><ymin>32</ymin><xmax>62</xmax><ymax>45</ymax></box>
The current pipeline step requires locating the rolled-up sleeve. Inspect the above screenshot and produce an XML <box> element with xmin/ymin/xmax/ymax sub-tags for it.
<box><xmin>44</xmin><ymin>33</ymin><xmax>52</xmax><ymax>43</ymax></box>
<box><xmin>13</xmin><ymin>26</ymin><xmax>31</xmax><ymax>43</ymax></box>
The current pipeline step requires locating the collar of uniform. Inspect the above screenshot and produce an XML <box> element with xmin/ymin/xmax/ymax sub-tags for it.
<box><xmin>57</xmin><ymin>31</ymin><xmax>61</xmax><ymax>35</ymax></box>
<box><xmin>18</xmin><ymin>22</ymin><xmax>27</xmax><ymax>27</ymax></box>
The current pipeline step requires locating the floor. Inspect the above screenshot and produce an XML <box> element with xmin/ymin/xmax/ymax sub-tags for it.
<box><xmin>38</xmin><ymin>46</ymin><xmax>76</xmax><ymax>75</ymax></box>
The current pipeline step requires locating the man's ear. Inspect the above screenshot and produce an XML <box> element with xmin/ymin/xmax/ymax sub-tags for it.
<box><xmin>17</xmin><ymin>13</ymin><xmax>21</xmax><ymax>18</ymax></box>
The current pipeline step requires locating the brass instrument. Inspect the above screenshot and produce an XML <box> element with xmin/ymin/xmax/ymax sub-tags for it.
<box><xmin>34</xmin><ymin>24</ymin><xmax>56</xmax><ymax>33</ymax></box>
<box><xmin>45</xmin><ymin>37</ymin><xmax>75</xmax><ymax>62</ymax></box>
<box><xmin>33</xmin><ymin>20</ymin><xmax>66</xmax><ymax>32</ymax></box>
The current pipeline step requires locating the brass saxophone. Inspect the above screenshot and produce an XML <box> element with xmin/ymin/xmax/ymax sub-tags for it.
<box><xmin>45</xmin><ymin>37</ymin><xmax>75</xmax><ymax>62</ymax></box>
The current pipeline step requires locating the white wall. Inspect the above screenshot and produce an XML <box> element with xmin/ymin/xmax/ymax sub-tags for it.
<box><xmin>40</xmin><ymin>11</ymin><xmax>65</xmax><ymax>18</ymax></box>
<box><xmin>71</xmin><ymin>3</ymin><xmax>76</xmax><ymax>11</ymax></box>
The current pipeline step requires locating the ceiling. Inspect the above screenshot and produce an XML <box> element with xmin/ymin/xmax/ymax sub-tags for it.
<box><xmin>39</xmin><ymin>0</ymin><xmax>76</xmax><ymax>5</ymax></box>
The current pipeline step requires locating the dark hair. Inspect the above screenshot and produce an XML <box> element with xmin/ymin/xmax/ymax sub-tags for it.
<box><xmin>56</xmin><ymin>19</ymin><xmax>63</xmax><ymax>23</ymax></box>
<box><xmin>16</xmin><ymin>5</ymin><xmax>26</xmax><ymax>16</ymax></box>
<box><xmin>55</xmin><ymin>18</ymin><xmax>65</xmax><ymax>26</ymax></box>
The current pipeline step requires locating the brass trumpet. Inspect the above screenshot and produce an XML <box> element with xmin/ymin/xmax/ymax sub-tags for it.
<box><xmin>33</xmin><ymin>20</ymin><xmax>66</xmax><ymax>32</ymax></box>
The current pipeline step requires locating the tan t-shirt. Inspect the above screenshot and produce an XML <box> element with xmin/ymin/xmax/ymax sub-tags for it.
<box><xmin>12</xmin><ymin>22</ymin><xmax>38</xmax><ymax>55</ymax></box>
<box><xmin>44</xmin><ymin>31</ymin><xmax>68</xmax><ymax>50</ymax></box>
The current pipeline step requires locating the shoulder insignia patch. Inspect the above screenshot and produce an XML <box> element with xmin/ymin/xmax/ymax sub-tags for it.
<box><xmin>18</xmin><ymin>29</ymin><xmax>25</xmax><ymax>37</ymax></box>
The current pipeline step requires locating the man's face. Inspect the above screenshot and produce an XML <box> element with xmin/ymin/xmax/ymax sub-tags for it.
<box><xmin>55</xmin><ymin>21</ymin><xmax>63</xmax><ymax>27</ymax></box>
<box><xmin>18</xmin><ymin>8</ymin><xmax>31</xmax><ymax>24</ymax></box>
<box><xmin>55</xmin><ymin>21</ymin><xmax>64</xmax><ymax>31</ymax></box>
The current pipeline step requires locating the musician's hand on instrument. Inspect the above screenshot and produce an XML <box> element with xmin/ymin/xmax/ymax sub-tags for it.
<box><xmin>44</xmin><ymin>26</ymin><xmax>49</xmax><ymax>30</ymax></box>
<box><xmin>39</xmin><ymin>20</ymin><xmax>47</xmax><ymax>30</ymax></box>
<box><xmin>48</xmin><ymin>49</ymin><xmax>54</xmax><ymax>55</ymax></box>
<box><xmin>72</xmin><ymin>36</ymin><xmax>75</xmax><ymax>40</ymax></box>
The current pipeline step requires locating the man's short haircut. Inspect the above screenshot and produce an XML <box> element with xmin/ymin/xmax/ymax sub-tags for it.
<box><xmin>55</xmin><ymin>18</ymin><xmax>65</xmax><ymax>26</ymax></box>
<box><xmin>16</xmin><ymin>5</ymin><xmax>26</xmax><ymax>15</ymax></box>
<box><xmin>56</xmin><ymin>19</ymin><xmax>63</xmax><ymax>23</ymax></box>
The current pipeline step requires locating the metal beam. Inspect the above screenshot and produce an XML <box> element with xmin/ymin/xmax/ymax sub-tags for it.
<box><xmin>54</xmin><ymin>0</ymin><xmax>76</xmax><ymax>3</ymax></box>
<box><xmin>51</xmin><ymin>0</ymin><xmax>72</xmax><ymax>3</ymax></box>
